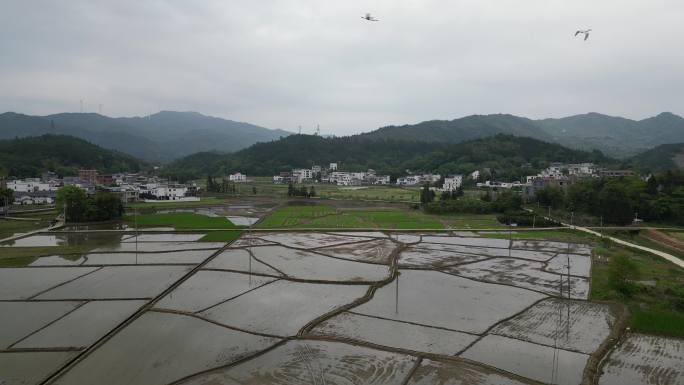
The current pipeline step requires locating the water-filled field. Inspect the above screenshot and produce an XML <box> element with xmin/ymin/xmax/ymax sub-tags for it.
<box><xmin>0</xmin><ymin>230</ymin><xmax>676</xmax><ymax>385</ymax></box>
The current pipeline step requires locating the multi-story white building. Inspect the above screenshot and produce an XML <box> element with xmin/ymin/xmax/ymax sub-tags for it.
<box><xmin>229</xmin><ymin>172</ymin><xmax>247</xmax><ymax>182</ymax></box>
<box><xmin>567</xmin><ymin>163</ymin><xmax>597</xmax><ymax>176</ymax></box>
<box><xmin>396</xmin><ymin>174</ymin><xmax>441</xmax><ymax>186</ymax></box>
<box><xmin>329</xmin><ymin>171</ymin><xmax>352</xmax><ymax>186</ymax></box>
<box><xmin>329</xmin><ymin>163</ymin><xmax>338</xmax><ymax>171</ymax></box>
<box><xmin>442</xmin><ymin>175</ymin><xmax>463</xmax><ymax>191</ymax></box>
<box><xmin>373</xmin><ymin>175</ymin><xmax>391</xmax><ymax>185</ymax></box>
<box><xmin>151</xmin><ymin>184</ymin><xmax>188</xmax><ymax>200</ymax></box>
<box><xmin>396</xmin><ymin>176</ymin><xmax>421</xmax><ymax>186</ymax></box>
<box><xmin>351</xmin><ymin>172</ymin><xmax>367</xmax><ymax>181</ymax></box>
<box><xmin>7</xmin><ymin>178</ymin><xmax>55</xmax><ymax>193</ymax></box>
<box><xmin>422</xmin><ymin>174</ymin><xmax>441</xmax><ymax>183</ymax></box>
<box><xmin>292</xmin><ymin>169</ymin><xmax>313</xmax><ymax>183</ymax></box>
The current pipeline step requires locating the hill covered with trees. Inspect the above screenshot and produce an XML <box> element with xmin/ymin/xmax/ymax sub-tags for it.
<box><xmin>164</xmin><ymin>134</ymin><xmax>614</xmax><ymax>181</ymax></box>
<box><xmin>0</xmin><ymin>134</ymin><xmax>144</xmax><ymax>178</ymax></box>
<box><xmin>628</xmin><ymin>143</ymin><xmax>684</xmax><ymax>172</ymax></box>
<box><xmin>0</xmin><ymin>111</ymin><xmax>289</xmax><ymax>162</ymax></box>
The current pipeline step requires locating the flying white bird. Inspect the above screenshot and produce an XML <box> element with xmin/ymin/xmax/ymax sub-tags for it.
<box><xmin>575</xmin><ymin>29</ymin><xmax>591</xmax><ymax>41</ymax></box>
<box><xmin>362</xmin><ymin>13</ymin><xmax>379</xmax><ymax>21</ymax></box>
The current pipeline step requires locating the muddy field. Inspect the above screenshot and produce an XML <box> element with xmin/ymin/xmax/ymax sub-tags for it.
<box><xmin>0</xmin><ymin>230</ymin><xmax>674</xmax><ymax>385</ymax></box>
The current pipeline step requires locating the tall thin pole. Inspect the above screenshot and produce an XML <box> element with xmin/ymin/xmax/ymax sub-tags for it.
<box><xmin>134</xmin><ymin>207</ymin><xmax>138</xmax><ymax>264</ymax></box>
<box><xmin>509</xmin><ymin>219</ymin><xmax>512</xmax><ymax>257</ymax></box>
<box><xmin>570</xmin><ymin>211</ymin><xmax>574</xmax><ymax>229</ymax></box>
<box><xmin>395</xmin><ymin>272</ymin><xmax>399</xmax><ymax>314</ymax></box>
<box><xmin>248</xmin><ymin>222</ymin><xmax>252</xmax><ymax>285</ymax></box>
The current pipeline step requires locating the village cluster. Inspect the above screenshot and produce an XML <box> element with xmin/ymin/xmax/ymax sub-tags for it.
<box><xmin>2</xmin><ymin>162</ymin><xmax>635</xmax><ymax>206</ymax></box>
<box><xmin>1</xmin><ymin>170</ymin><xmax>198</xmax><ymax>205</ymax></box>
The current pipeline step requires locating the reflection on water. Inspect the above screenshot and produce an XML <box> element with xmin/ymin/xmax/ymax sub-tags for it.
<box><xmin>2</xmin><ymin>232</ymin><xmax>126</xmax><ymax>247</ymax></box>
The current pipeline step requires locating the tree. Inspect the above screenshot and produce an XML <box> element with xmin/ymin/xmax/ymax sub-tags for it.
<box><xmin>57</xmin><ymin>186</ymin><xmax>88</xmax><ymax>222</ymax></box>
<box><xmin>252</xmin><ymin>186</ymin><xmax>257</xmax><ymax>195</ymax></box>
<box><xmin>420</xmin><ymin>183</ymin><xmax>434</xmax><ymax>204</ymax></box>
<box><xmin>0</xmin><ymin>187</ymin><xmax>13</xmax><ymax>211</ymax></box>
<box><xmin>536</xmin><ymin>186</ymin><xmax>564</xmax><ymax>209</ymax></box>
<box><xmin>646</xmin><ymin>175</ymin><xmax>659</xmax><ymax>195</ymax></box>
<box><xmin>599</xmin><ymin>184</ymin><xmax>634</xmax><ymax>225</ymax></box>
<box><xmin>57</xmin><ymin>186</ymin><xmax>123</xmax><ymax>223</ymax></box>
<box><xmin>92</xmin><ymin>192</ymin><xmax>124</xmax><ymax>221</ymax></box>
<box><xmin>287</xmin><ymin>182</ymin><xmax>294</xmax><ymax>197</ymax></box>
<box><xmin>309</xmin><ymin>186</ymin><xmax>316</xmax><ymax>198</ymax></box>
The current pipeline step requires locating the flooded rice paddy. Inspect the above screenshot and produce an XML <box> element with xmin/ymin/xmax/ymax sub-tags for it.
<box><xmin>0</xmin><ymin>230</ymin><xmax>676</xmax><ymax>385</ymax></box>
<box><xmin>178</xmin><ymin>340</ymin><xmax>418</xmax><ymax>385</ymax></box>
<box><xmin>598</xmin><ymin>333</ymin><xmax>684</xmax><ymax>385</ymax></box>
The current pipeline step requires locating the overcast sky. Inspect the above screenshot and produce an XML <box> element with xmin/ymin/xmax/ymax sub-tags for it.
<box><xmin>1</xmin><ymin>1</ymin><xmax>683</xmax><ymax>135</ymax></box>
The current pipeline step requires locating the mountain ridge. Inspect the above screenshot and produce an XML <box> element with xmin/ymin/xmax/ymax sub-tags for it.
<box><xmin>0</xmin><ymin>134</ymin><xmax>145</xmax><ymax>178</ymax></box>
<box><xmin>0</xmin><ymin>111</ymin><xmax>290</xmax><ymax>162</ymax></box>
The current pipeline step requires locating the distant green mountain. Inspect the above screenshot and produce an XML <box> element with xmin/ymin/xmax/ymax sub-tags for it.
<box><xmin>360</xmin><ymin>112</ymin><xmax>684</xmax><ymax>159</ymax></box>
<box><xmin>536</xmin><ymin>112</ymin><xmax>684</xmax><ymax>158</ymax></box>
<box><xmin>0</xmin><ymin>111</ymin><xmax>290</xmax><ymax>162</ymax></box>
<box><xmin>0</xmin><ymin>134</ymin><xmax>144</xmax><ymax>178</ymax></box>
<box><xmin>165</xmin><ymin>134</ymin><xmax>445</xmax><ymax>180</ymax></box>
<box><xmin>165</xmin><ymin>133</ymin><xmax>613</xmax><ymax>181</ymax></box>
<box><xmin>629</xmin><ymin>143</ymin><xmax>684</xmax><ymax>172</ymax></box>
<box><xmin>362</xmin><ymin>114</ymin><xmax>555</xmax><ymax>144</ymax></box>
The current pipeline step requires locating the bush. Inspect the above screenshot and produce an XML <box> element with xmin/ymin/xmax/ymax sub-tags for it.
<box><xmin>608</xmin><ymin>255</ymin><xmax>640</xmax><ymax>297</ymax></box>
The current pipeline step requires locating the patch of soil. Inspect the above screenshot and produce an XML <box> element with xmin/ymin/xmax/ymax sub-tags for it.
<box><xmin>644</xmin><ymin>230</ymin><xmax>684</xmax><ymax>254</ymax></box>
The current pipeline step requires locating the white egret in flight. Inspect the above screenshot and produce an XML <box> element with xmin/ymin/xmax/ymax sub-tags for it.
<box><xmin>575</xmin><ymin>29</ymin><xmax>592</xmax><ymax>41</ymax></box>
<box><xmin>362</xmin><ymin>13</ymin><xmax>379</xmax><ymax>21</ymax></box>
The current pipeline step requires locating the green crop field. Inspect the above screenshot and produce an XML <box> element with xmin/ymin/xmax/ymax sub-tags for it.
<box><xmin>591</xmin><ymin>238</ymin><xmax>684</xmax><ymax>337</ymax></box>
<box><xmin>481</xmin><ymin>229</ymin><xmax>594</xmax><ymax>243</ymax></box>
<box><xmin>256</xmin><ymin>205</ymin><xmax>509</xmax><ymax>230</ymax></box>
<box><xmin>199</xmin><ymin>230</ymin><xmax>243</xmax><ymax>242</ymax></box>
<box><xmin>123</xmin><ymin>212</ymin><xmax>243</xmax><ymax>230</ymax></box>
<box><xmin>257</xmin><ymin>205</ymin><xmax>442</xmax><ymax>229</ymax></box>
<box><xmin>0</xmin><ymin>218</ymin><xmax>52</xmax><ymax>239</ymax></box>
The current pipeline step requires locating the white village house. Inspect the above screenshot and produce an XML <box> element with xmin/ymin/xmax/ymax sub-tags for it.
<box><xmin>229</xmin><ymin>172</ymin><xmax>247</xmax><ymax>183</ymax></box>
<box><xmin>442</xmin><ymin>175</ymin><xmax>463</xmax><ymax>191</ymax></box>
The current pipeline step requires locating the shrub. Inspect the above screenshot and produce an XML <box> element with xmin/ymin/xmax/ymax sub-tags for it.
<box><xmin>608</xmin><ymin>255</ymin><xmax>640</xmax><ymax>297</ymax></box>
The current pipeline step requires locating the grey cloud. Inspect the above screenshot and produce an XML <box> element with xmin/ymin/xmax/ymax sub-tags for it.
<box><xmin>1</xmin><ymin>0</ymin><xmax>682</xmax><ymax>135</ymax></box>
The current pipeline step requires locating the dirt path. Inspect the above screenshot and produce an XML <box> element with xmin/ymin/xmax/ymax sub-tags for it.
<box><xmin>644</xmin><ymin>229</ymin><xmax>684</xmax><ymax>253</ymax></box>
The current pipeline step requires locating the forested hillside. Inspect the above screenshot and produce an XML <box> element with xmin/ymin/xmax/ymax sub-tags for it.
<box><xmin>164</xmin><ymin>134</ymin><xmax>614</xmax><ymax>181</ymax></box>
<box><xmin>0</xmin><ymin>135</ymin><xmax>144</xmax><ymax>178</ymax></box>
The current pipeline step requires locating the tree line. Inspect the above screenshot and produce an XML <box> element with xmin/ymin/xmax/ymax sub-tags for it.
<box><xmin>535</xmin><ymin>170</ymin><xmax>684</xmax><ymax>225</ymax></box>
<box><xmin>56</xmin><ymin>186</ymin><xmax>123</xmax><ymax>222</ymax></box>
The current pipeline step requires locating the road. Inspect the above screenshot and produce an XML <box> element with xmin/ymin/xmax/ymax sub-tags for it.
<box><xmin>523</xmin><ymin>207</ymin><xmax>684</xmax><ymax>269</ymax></box>
<box><xmin>565</xmin><ymin>222</ymin><xmax>684</xmax><ymax>269</ymax></box>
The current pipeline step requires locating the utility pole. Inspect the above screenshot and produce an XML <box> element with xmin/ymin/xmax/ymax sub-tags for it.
<box><xmin>395</xmin><ymin>271</ymin><xmax>400</xmax><ymax>314</ymax></box>
<box><xmin>134</xmin><ymin>206</ymin><xmax>138</xmax><ymax>264</ymax></box>
<box><xmin>570</xmin><ymin>211</ymin><xmax>574</xmax><ymax>229</ymax></box>
<box><xmin>508</xmin><ymin>219</ymin><xmax>512</xmax><ymax>257</ymax></box>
